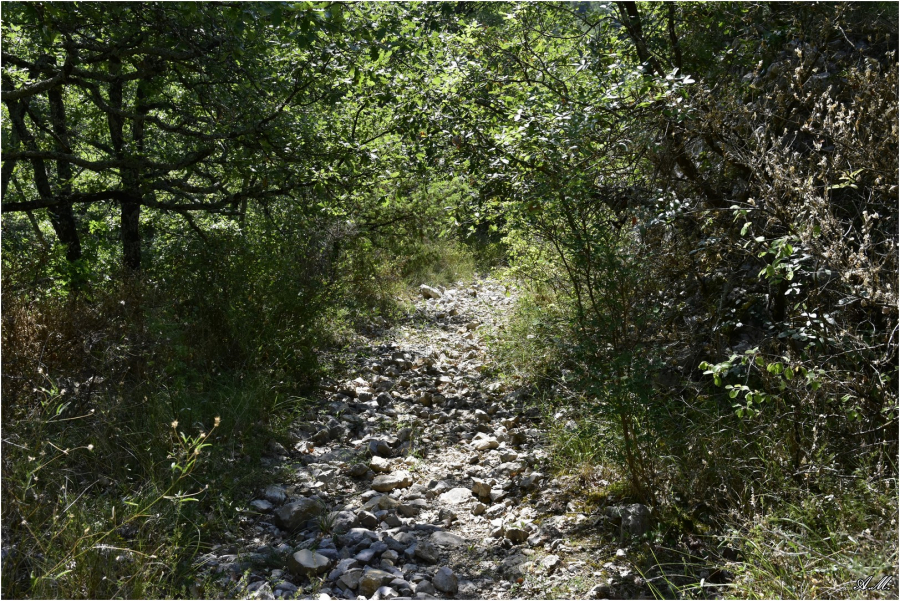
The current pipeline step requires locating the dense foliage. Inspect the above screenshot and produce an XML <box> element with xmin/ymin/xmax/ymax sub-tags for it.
<box><xmin>2</xmin><ymin>2</ymin><xmax>896</xmax><ymax>598</ymax></box>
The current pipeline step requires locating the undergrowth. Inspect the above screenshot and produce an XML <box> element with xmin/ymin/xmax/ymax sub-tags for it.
<box><xmin>1</xmin><ymin>203</ymin><xmax>490</xmax><ymax>598</ymax></box>
<box><xmin>491</xmin><ymin>280</ymin><xmax>898</xmax><ymax>599</ymax></box>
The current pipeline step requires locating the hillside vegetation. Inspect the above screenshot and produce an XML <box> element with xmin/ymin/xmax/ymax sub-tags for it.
<box><xmin>2</xmin><ymin>2</ymin><xmax>896</xmax><ymax>599</ymax></box>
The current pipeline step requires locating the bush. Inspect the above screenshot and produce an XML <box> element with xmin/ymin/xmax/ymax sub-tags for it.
<box><xmin>492</xmin><ymin>4</ymin><xmax>897</xmax><ymax>594</ymax></box>
<box><xmin>0</xmin><ymin>206</ymin><xmax>347</xmax><ymax>597</ymax></box>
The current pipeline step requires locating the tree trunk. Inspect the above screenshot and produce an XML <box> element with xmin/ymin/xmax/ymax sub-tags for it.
<box><xmin>121</xmin><ymin>200</ymin><xmax>142</xmax><ymax>271</ymax></box>
<box><xmin>108</xmin><ymin>58</ymin><xmax>143</xmax><ymax>271</ymax></box>
<box><xmin>3</xmin><ymin>73</ymin><xmax>82</xmax><ymax>262</ymax></box>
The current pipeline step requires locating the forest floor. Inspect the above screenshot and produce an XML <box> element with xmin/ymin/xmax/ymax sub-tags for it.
<box><xmin>197</xmin><ymin>276</ymin><xmax>723</xmax><ymax>600</ymax></box>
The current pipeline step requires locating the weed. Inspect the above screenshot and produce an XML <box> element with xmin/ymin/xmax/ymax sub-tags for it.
<box><xmin>313</xmin><ymin>505</ymin><xmax>339</xmax><ymax>536</ymax></box>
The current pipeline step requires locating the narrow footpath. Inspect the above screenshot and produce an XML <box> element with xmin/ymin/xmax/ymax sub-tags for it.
<box><xmin>198</xmin><ymin>277</ymin><xmax>656</xmax><ymax>600</ymax></box>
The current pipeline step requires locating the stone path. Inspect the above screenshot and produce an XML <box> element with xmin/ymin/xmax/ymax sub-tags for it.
<box><xmin>197</xmin><ymin>277</ymin><xmax>663</xmax><ymax>600</ymax></box>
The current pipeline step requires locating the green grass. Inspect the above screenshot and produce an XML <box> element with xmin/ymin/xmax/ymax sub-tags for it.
<box><xmin>724</xmin><ymin>484</ymin><xmax>898</xmax><ymax>599</ymax></box>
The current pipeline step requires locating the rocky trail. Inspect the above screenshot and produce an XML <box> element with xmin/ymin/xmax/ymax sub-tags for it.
<box><xmin>199</xmin><ymin>277</ymin><xmax>668</xmax><ymax>600</ymax></box>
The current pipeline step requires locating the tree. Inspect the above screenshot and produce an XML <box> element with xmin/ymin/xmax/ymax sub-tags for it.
<box><xmin>2</xmin><ymin>2</ymin><xmax>362</xmax><ymax>271</ymax></box>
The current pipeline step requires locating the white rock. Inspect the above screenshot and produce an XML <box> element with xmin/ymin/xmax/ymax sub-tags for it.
<box><xmin>471</xmin><ymin>478</ymin><xmax>492</xmax><ymax>500</ymax></box>
<box><xmin>370</xmin><ymin>456</ymin><xmax>392</xmax><ymax>473</ymax></box>
<box><xmin>473</xmin><ymin>435</ymin><xmax>499</xmax><ymax>451</ymax></box>
<box><xmin>372</xmin><ymin>471</ymin><xmax>412</xmax><ymax>492</ymax></box>
<box><xmin>420</xmin><ymin>285</ymin><xmax>443</xmax><ymax>299</ymax></box>
<box><xmin>438</xmin><ymin>487</ymin><xmax>473</xmax><ymax>504</ymax></box>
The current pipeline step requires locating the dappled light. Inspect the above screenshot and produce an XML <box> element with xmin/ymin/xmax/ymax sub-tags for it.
<box><xmin>2</xmin><ymin>2</ymin><xmax>896</xmax><ymax>599</ymax></box>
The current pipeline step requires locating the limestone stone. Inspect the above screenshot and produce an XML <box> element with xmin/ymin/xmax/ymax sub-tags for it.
<box><xmin>370</xmin><ymin>456</ymin><xmax>392</xmax><ymax>473</ymax></box>
<box><xmin>432</xmin><ymin>567</ymin><xmax>458</xmax><ymax>594</ymax></box>
<box><xmin>359</xmin><ymin>569</ymin><xmax>395</xmax><ymax>598</ymax></box>
<box><xmin>372</xmin><ymin>471</ymin><xmax>412</xmax><ymax>492</ymax></box>
<box><xmin>438</xmin><ymin>487</ymin><xmax>472</xmax><ymax>505</ymax></box>
<box><xmin>288</xmin><ymin>549</ymin><xmax>331</xmax><ymax>577</ymax></box>
<box><xmin>273</xmin><ymin>498</ymin><xmax>320</xmax><ymax>530</ymax></box>
<box><xmin>430</xmin><ymin>531</ymin><xmax>466</xmax><ymax>547</ymax></box>
<box><xmin>420</xmin><ymin>285</ymin><xmax>442</xmax><ymax>299</ymax></box>
<box><xmin>505</xmin><ymin>527</ymin><xmax>529</xmax><ymax>544</ymax></box>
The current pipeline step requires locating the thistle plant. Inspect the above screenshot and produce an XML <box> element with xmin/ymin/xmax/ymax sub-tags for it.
<box><xmin>27</xmin><ymin>417</ymin><xmax>221</xmax><ymax>594</ymax></box>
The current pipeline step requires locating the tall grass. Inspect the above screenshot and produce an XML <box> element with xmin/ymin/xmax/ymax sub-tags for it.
<box><xmin>0</xmin><ymin>273</ymin><xmax>292</xmax><ymax>598</ymax></box>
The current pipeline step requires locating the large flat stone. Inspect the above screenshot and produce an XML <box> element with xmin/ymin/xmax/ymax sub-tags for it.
<box><xmin>288</xmin><ymin>549</ymin><xmax>331</xmax><ymax>576</ymax></box>
<box><xmin>430</xmin><ymin>531</ymin><xmax>466</xmax><ymax>547</ymax></box>
<box><xmin>372</xmin><ymin>471</ymin><xmax>413</xmax><ymax>492</ymax></box>
<box><xmin>273</xmin><ymin>498</ymin><xmax>320</xmax><ymax>530</ymax></box>
<box><xmin>438</xmin><ymin>487</ymin><xmax>472</xmax><ymax>504</ymax></box>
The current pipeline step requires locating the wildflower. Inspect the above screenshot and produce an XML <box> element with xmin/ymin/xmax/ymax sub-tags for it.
<box><xmin>171</xmin><ymin>420</ymin><xmax>178</xmax><ymax>429</ymax></box>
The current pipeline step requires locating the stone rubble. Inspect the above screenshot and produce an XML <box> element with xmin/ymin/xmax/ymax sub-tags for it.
<box><xmin>195</xmin><ymin>277</ymin><xmax>702</xmax><ymax>600</ymax></box>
